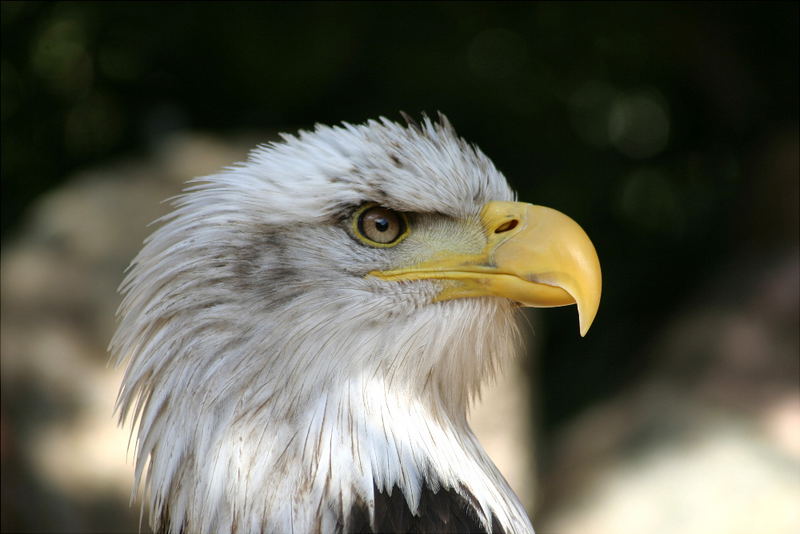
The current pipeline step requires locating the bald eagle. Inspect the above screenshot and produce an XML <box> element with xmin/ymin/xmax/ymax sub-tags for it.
<box><xmin>111</xmin><ymin>115</ymin><xmax>601</xmax><ymax>534</ymax></box>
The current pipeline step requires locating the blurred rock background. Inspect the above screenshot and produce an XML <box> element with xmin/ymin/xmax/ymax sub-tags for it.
<box><xmin>2</xmin><ymin>3</ymin><xmax>797</xmax><ymax>533</ymax></box>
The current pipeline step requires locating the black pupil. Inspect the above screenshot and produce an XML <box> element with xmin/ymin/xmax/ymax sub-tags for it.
<box><xmin>374</xmin><ymin>218</ymin><xmax>390</xmax><ymax>232</ymax></box>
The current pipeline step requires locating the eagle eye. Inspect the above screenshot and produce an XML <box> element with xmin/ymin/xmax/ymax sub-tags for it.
<box><xmin>353</xmin><ymin>204</ymin><xmax>409</xmax><ymax>247</ymax></box>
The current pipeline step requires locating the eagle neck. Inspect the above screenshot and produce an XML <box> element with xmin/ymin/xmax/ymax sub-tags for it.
<box><xmin>307</xmin><ymin>373</ymin><xmax>534</xmax><ymax>533</ymax></box>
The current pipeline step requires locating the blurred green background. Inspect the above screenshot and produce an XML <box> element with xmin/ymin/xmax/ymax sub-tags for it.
<box><xmin>2</xmin><ymin>2</ymin><xmax>798</xmax><ymax>533</ymax></box>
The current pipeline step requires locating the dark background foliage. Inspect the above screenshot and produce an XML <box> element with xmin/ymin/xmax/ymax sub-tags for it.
<box><xmin>2</xmin><ymin>1</ymin><xmax>798</xmax><ymax>532</ymax></box>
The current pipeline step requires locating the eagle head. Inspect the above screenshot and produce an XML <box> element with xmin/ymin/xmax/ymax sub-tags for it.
<box><xmin>111</xmin><ymin>115</ymin><xmax>601</xmax><ymax>534</ymax></box>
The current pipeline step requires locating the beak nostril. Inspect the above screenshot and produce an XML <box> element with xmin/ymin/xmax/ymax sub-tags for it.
<box><xmin>494</xmin><ymin>219</ymin><xmax>519</xmax><ymax>234</ymax></box>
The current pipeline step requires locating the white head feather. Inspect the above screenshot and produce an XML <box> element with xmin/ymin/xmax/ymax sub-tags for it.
<box><xmin>111</xmin><ymin>115</ymin><xmax>534</xmax><ymax>533</ymax></box>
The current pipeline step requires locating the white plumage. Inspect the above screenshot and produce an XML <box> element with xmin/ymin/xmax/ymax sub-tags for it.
<box><xmin>111</xmin><ymin>115</ymin><xmax>600</xmax><ymax>534</ymax></box>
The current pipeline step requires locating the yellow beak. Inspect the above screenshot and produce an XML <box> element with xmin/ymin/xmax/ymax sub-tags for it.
<box><xmin>370</xmin><ymin>201</ymin><xmax>602</xmax><ymax>336</ymax></box>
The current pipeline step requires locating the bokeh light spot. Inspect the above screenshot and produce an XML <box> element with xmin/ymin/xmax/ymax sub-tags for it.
<box><xmin>609</xmin><ymin>92</ymin><xmax>670</xmax><ymax>159</ymax></box>
<box><xmin>31</xmin><ymin>17</ymin><xmax>93</xmax><ymax>98</ymax></box>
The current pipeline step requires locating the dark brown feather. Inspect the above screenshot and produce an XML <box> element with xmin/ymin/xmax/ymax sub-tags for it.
<box><xmin>344</xmin><ymin>482</ymin><xmax>505</xmax><ymax>534</ymax></box>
